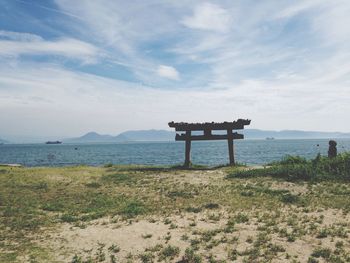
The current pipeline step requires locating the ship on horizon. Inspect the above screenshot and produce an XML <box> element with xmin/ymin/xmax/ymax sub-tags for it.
<box><xmin>45</xmin><ymin>141</ymin><xmax>62</xmax><ymax>145</ymax></box>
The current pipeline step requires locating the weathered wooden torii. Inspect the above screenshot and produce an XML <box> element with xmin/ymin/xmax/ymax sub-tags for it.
<box><xmin>168</xmin><ymin>119</ymin><xmax>251</xmax><ymax>167</ymax></box>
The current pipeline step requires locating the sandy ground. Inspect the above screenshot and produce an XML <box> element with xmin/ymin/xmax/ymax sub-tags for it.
<box><xmin>32</xmin><ymin>169</ymin><xmax>349</xmax><ymax>263</ymax></box>
<box><xmin>43</xmin><ymin>208</ymin><xmax>350</xmax><ymax>262</ymax></box>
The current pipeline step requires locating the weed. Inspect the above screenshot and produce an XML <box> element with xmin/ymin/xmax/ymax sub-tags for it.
<box><xmin>121</xmin><ymin>200</ymin><xmax>146</xmax><ymax>217</ymax></box>
<box><xmin>204</xmin><ymin>203</ymin><xmax>220</xmax><ymax>209</ymax></box>
<box><xmin>108</xmin><ymin>244</ymin><xmax>120</xmax><ymax>253</ymax></box>
<box><xmin>85</xmin><ymin>182</ymin><xmax>101</xmax><ymax>188</ymax></box>
<box><xmin>139</xmin><ymin>252</ymin><xmax>154</xmax><ymax>263</ymax></box>
<box><xmin>233</xmin><ymin>213</ymin><xmax>249</xmax><ymax>223</ymax></box>
<box><xmin>159</xmin><ymin>245</ymin><xmax>180</xmax><ymax>260</ymax></box>
<box><xmin>280</xmin><ymin>193</ymin><xmax>300</xmax><ymax>204</ymax></box>
<box><xmin>311</xmin><ymin>247</ymin><xmax>331</xmax><ymax>259</ymax></box>
<box><xmin>186</xmin><ymin>206</ymin><xmax>202</xmax><ymax>213</ymax></box>
<box><xmin>181</xmin><ymin>247</ymin><xmax>202</xmax><ymax>263</ymax></box>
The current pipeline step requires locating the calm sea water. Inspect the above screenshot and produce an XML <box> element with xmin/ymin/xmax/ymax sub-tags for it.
<box><xmin>0</xmin><ymin>139</ymin><xmax>350</xmax><ymax>167</ymax></box>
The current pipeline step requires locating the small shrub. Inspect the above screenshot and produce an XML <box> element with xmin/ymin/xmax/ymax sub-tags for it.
<box><xmin>182</xmin><ymin>247</ymin><xmax>202</xmax><ymax>263</ymax></box>
<box><xmin>307</xmin><ymin>257</ymin><xmax>319</xmax><ymax>263</ymax></box>
<box><xmin>159</xmin><ymin>245</ymin><xmax>180</xmax><ymax>260</ymax></box>
<box><xmin>280</xmin><ymin>193</ymin><xmax>300</xmax><ymax>204</ymax></box>
<box><xmin>121</xmin><ymin>200</ymin><xmax>146</xmax><ymax>217</ymax></box>
<box><xmin>186</xmin><ymin>206</ymin><xmax>202</xmax><ymax>213</ymax></box>
<box><xmin>61</xmin><ymin>213</ymin><xmax>78</xmax><ymax>223</ymax></box>
<box><xmin>316</xmin><ymin>228</ymin><xmax>329</xmax><ymax>238</ymax></box>
<box><xmin>42</xmin><ymin>202</ymin><xmax>63</xmax><ymax>212</ymax></box>
<box><xmin>108</xmin><ymin>244</ymin><xmax>120</xmax><ymax>253</ymax></box>
<box><xmin>240</xmin><ymin>190</ymin><xmax>254</xmax><ymax>197</ymax></box>
<box><xmin>234</xmin><ymin>213</ymin><xmax>249</xmax><ymax>223</ymax></box>
<box><xmin>71</xmin><ymin>254</ymin><xmax>82</xmax><ymax>263</ymax></box>
<box><xmin>139</xmin><ymin>252</ymin><xmax>154</xmax><ymax>263</ymax></box>
<box><xmin>272</xmin><ymin>155</ymin><xmax>308</xmax><ymax>166</ymax></box>
<box><xmin>85</xmin><ymin>182</ymin><xmax>101</xmax><ymax>188</ymax></box>
<box><xmin>164</xmin><ymin>218</ymin><xmax>172</xmax><ymax>224</ymax></box>
<box><xmin>31</xmin><ymin>182</ymin><xmax>49</xmax><ymax>191</ymax></box>
<box><xmin>204</xmin><ymin>203</ymin><xmax>220</xmax><ymax>209</ymax></box>
<box><xmin>311</xmin><ymin>247</ymin><xmax>331</xmax><ymax>259</ymax></box>
<box><xmin>227</xmin><ymin>152</ymin><xmax>350</xmax><ymax>181</ymax></box>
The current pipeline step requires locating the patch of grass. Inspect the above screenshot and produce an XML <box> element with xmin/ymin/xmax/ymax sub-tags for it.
<box><xmin>203</xmin><ymin>203</ymin><xmax>220</xmax><ymax>209</ymax></box>
<box><xmin>167</xmin><ymin>189</ymin><xmax>195</xmax><ymax>199</ymax></box>
<box><xmin>280</xmin><ymin>193</ymin><xmax>300</xmax><ymax>204</ymax></box>
<box><xmin>139</xmin><ymin>252</ymin><xmax>154</xmax><ymax>263</ymax></box>
<box><xmin>42</xmin><ymin>201</ymin><xmax>64</xmax><ymax>212</ymax></box>
<box><xmin>186</xmin><ymin>206</ymin><xmax>202</xmax><ymax>213</ymax></box>
<box><xmin>233</xmin><ymin>213</ymin><xmax>249</xmax><ymax>223</ymax></box>
<box><xmin>181</xmin><ymin>247</ymin><xmax>202</xmax><ymax>263</ymax></box>
<box><xmin>121</xmin><ymin>200</ymin><xmax>147</xmax><ymax>218</ymax></box>
<box><xmin>269</xmin><ymin>155</ymin><xmax>308</xmax><ymax>166</ymax></box>
<box><xmin>227</xmin><ymin>152</ymin><xmax>350</xmax><ymax>181</ymax></box>
<box><xmin>311</xmin><ymin>247</ymin><xmax>331</xmax><ymax>259</ymax></box>
<box><xmin>101</xmin><ymin>173</ymin><xmax>137</xmax><ymax>185</ymax></box>
<box><xmin>85</xmin><ymin>182</ymin><xmax>101</xmax><ymax>188</ymax></box>
<box><xmin>158</xmin><ymin>245</ymin><xmax>180</xmax><ymax>261</ymax></box>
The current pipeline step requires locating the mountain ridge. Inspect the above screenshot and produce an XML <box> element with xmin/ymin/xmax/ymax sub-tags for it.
<box><xmin>63</xmin><ymin>129</ymin><xmax>350</xmax><ymax>143</ymax></box>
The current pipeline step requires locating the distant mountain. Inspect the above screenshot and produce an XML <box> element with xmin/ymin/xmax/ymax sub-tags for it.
<box><xmin>119</xmin><ymin>130</ymin><xmax>174</xmax><ymax>141</ymax></box>
<box><xmin>63</xmin><ymin>129</ymin><xmax>350</xmax><ymax>144</ymax></box>
<box><xmin>64</xmin><ymin>132</ymin><xmax>128</xmax><ymax>143</ymax></box>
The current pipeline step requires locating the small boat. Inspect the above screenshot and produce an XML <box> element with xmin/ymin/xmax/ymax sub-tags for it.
<box><xmin>45</xmin><ymin>141</ymin><xmax>62</xmax><ymax>144</ymax></box>
<box><xmin>265</xmin><ymin>137</ymin><xmax>275</xmax><ymax>140</ymax></box>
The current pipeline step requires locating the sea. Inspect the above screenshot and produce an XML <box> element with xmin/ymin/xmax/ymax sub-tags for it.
<box><xmin>0</xmin><ymin>139</ymin><xmax>350</xmax><ymax>167</ymax></box>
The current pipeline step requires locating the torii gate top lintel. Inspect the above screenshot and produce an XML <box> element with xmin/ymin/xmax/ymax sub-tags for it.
<box><xmin>168</xmin><ymin>119</ymin><xmax>251</xmax><ymax>167</ymax></box>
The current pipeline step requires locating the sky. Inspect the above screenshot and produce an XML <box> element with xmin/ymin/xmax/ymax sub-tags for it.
<box><xmin>0</xmin><ymin>0</ymin><xmax>350</xmax><ymax>140</ymax></box>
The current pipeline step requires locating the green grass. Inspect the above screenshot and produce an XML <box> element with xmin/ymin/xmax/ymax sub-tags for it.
<box><xmin>227</xmin><ymin>152</ymin><xmax>350</xmax><ymax>181</ymax></box>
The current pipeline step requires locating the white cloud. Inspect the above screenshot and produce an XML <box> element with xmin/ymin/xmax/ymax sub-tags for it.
<box><xmin>1</xmin><ymin>62</ymin><xmax>350</xmax><ymax>137</ymax></box>
<box><xmin>156</xmin><ymin>65</ymin><xmax>180</xmax><ymax>80</ymax></box>
<box><xmin>181</xmin><ymin>2</ymin><xmax>232</xmax><ymax>32</ymax></box>
<box><xmin>1</xmin><ymin>1</ymin><xmax>350</xmax><ymax>136</ymax></box>
<box><xmin>0</xmin><ymin>31</ymin><xmax>99</xmax><ymax>63</ymax></box>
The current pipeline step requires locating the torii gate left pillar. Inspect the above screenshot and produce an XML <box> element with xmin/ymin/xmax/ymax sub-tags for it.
<box><xmin>184</xmin><ymin>131</ymin><xmax>191</xmax><ymax>167</ymax></box>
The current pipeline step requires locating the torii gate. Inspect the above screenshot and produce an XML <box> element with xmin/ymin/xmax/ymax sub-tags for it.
<box><xmin>168</xmin><ymin>119</ymin><xmax>251</xmax><ymax>167</ymax></box>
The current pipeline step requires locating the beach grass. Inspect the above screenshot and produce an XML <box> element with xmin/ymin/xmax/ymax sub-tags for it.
<box><xmin>0</xmin><ymin>158</ymin><xmax>349</xmax><ymax>262</ymax></box>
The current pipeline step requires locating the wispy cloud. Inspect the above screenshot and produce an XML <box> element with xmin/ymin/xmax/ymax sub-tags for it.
<box><xmin>0</xmin><ymin>31</ymin><xmax>99</xmax><ymax>63</ymax></box>
<box><xmin>181</xmin><ymin>2</ymin><xmax>232</xmax><ymax>32</ymax></box>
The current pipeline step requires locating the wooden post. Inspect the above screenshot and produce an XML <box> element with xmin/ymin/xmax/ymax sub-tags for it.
<box><xmin>184</xmin><ymin>131</ymin><xmax>191</xmax><ymax>167</ymax></box>
<box><xmin>227</xmin><ymin>129</ymin><xmax>235</xmax><ymax>165</ymax></box>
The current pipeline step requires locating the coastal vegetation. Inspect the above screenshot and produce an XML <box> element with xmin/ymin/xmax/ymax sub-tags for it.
<box><xmin>0</xmin><ymin>154</ymin><xmax>349</xmax><ymax>262</ymax></box>
<box><xmin>227</xmin><ymin>152</ymin><xmax>350</xmax><ymax>181</ymax></box>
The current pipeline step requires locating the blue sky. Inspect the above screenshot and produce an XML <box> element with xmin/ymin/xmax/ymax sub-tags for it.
<box><xmin>0</xmin><ymin>0</ymin><xmax>350</xmax><ymax>139</ymax></box>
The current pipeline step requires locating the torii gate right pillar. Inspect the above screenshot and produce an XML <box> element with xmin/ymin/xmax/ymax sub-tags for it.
<box><xmin>184</xmin><ymin>131</ymin><xmax>191</xmax><ymax>167</ymax></box>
